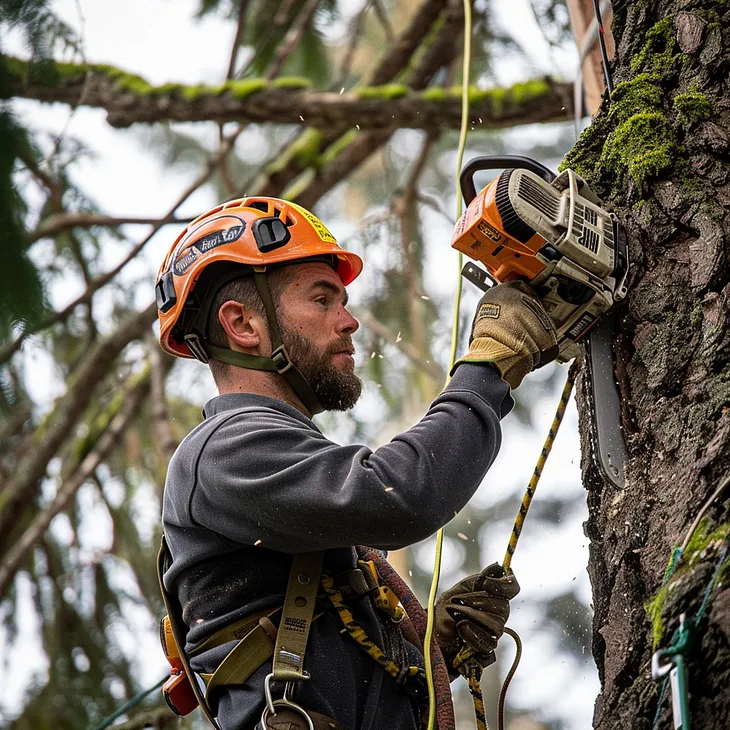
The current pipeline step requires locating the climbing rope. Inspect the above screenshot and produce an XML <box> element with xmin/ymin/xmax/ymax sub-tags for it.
<box><xmin>423</xmin><ymin>0</ymin><xmax>474</xmax><ymax>728</ymax></box>
<box><xmin>448</xmin><ymin>361</ymin><xmax>579</xmax><ymax>730</ymax></box>
<box><xmin>423</xmin><ymin>0</ymin><xmax>586</xmax><ymax>726</ymax></box>
<box><xmin>87</xmin><ymin>676</ymin><xmax>166</xmax><ymax>730</ymax></box>
<box><xmin>503</xmin><ymin>361</ymin><xmax>580</xmax><ymax>572</ymax></box>
<box><xmin>321</xmin><ymin>574</ymin><xmax>424</xmax><ymax>688</ymax></box>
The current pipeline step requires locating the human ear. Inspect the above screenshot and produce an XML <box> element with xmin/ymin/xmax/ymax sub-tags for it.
<box><xmin>217</xmin><ymin>300</ymin><xmax>262</xmax><ymax>349</ymax></box>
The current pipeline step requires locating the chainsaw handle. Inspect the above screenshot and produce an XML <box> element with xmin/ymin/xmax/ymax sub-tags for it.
<box><xmin>460</xmin><ymin>155</ymin><xmax>556</xmax><ymax>205</ymax></box>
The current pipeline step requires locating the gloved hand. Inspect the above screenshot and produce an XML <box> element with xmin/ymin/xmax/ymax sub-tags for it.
<box><xmin>434</xmin><ymin>563</ymin><xmax>520</xmax><ymax>668</ymax></box>
<box><xmin>453</xmin><ymin>281</ymin><xmax>558</xmax><ymax>389</ymax></box>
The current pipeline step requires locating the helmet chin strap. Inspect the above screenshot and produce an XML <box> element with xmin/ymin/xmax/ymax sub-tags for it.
<box><xmin>187</xmin><ymin>267</ymin><xmax>324</xmax><ymax>416</ymax></box>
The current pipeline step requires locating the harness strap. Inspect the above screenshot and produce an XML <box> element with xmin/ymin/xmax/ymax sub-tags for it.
<box><xmin>204</xmin><ymin>620</ymin><xmax>275</xmax><ymax>698</ymax></box>
<box><xmin>272</xmin><ymin>551</ymin><xmax>324</xmax><ymax>682</ymax></box>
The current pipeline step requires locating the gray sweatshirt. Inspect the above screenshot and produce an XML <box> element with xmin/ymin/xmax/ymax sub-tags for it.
<box><xmin>162</xmin><ymin>363</ymin><xmax>512</xmax><ymax>729</ymax></box>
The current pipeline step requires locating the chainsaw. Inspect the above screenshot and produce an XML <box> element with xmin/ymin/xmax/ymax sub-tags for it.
<box><xmin>451</xmin><ymin>155</ymin><xmax>629</xmax><ymax>488</ymax></box>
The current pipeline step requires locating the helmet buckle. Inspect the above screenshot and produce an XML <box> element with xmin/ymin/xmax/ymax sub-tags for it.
<box><xmin>271</xmin><ymin>346</ymin><xmax>294</xmax><ymax>374</ymax></box>
<box><xmin>184</xmin><ymin>333</ymin><xmax>210</xmax><ymax>364</ymax></box>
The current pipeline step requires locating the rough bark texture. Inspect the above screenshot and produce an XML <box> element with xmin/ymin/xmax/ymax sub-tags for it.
<box><xmin>3</xmin><ymin>57</ymin><xmax>572</xmax><ymax>131</ymax></box>
<box><xmin>563</xmin><ymin>3</ymin><xmax>730</xmax><ymax>728</ymax></box>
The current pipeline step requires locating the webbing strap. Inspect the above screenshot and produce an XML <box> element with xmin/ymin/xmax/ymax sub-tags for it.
<box><xmin>191</xmin><ymin>608</ymin><xmax>275</xmax><ymax>657</ymax></box>
<box><xmin>272</xmin><ymin>551</ymin><xmax>324</xmax><ymax>682</ymax></box>
<box><xmin>205</xmin><ymin>345</ymin><xmax>279</xmax><ymax>371</ymax></box>
<box><xmin>205</xmin><ymin>622</ymin><xmax>275</xmax><ymax>699</ymax></box>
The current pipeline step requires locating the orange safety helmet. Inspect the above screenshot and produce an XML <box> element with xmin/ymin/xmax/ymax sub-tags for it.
<box><xmin>155</xmin><ymin>197</ymin><xmax>363</xmax><ymax>414</ymax></box>
<box><xmin>156</xmin><ymin>196</ymin><xmax>362</xmax><ymax>359</ymax></box>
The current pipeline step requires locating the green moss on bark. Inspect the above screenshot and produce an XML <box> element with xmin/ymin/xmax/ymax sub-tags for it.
<box><xmin>270</xmin><ymin>76</ymin><xmax>311</xmax><ymax>89</ymax></box>
<box><xmin>357</xmin><ymin>84</ymin><xmax>409</xmax><ymax>100</ymax></box>
<box><xmin>602</xmin><ymin>111</ymin><xmax>675</xmax><ymax>192</ymax></box>
<box><xmin>630</xmin><ymin>17</ymin><xmax>678</xmax><ymax>74</ymax></box>
<box><xmin>673</xmin><ymin>91</ymin><xmax>714</xmax><ymax>129</ymax></box>
<box><xmin>646</xmin><ymin>521</ymin><xmax>730</xmax><ymax>648</ymax></box>
<box><xmin>265</xmin><ymin>128</ymin><xmax>324</xmax><ymax>177</ymax></box>
<box><xmin>227</xmin><ymin>78</ymin><xmax>267</xmax><ymax>99</ymax></box>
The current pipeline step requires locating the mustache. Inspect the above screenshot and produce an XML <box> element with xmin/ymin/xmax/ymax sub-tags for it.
<box><xmin>326</xmin><ymin>337</ymin><xmax>355</xmax><ymax>356</ymax></box>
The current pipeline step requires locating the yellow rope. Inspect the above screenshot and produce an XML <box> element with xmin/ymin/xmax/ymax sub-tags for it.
<box><xmin>502</xmin><ymin>360</ymin><xmax>580</xmax><ymax>571</ymax></box>
<box><xmin>424</xmin><ymin>2</ymin><xmax>473</xmax><ymax>729</ymax></box>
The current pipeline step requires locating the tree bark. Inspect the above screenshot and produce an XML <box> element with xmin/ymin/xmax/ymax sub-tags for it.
<box><xmin>564</xmin><ymin>3</ymin><xmax>730</xmax><ymax>727</ymax></box>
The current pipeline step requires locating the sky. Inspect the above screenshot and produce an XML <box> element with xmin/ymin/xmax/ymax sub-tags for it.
<box><xmin>3</xmin><ymin>1</ymin><xmax>601</xmax><ymax>728</ymax></box>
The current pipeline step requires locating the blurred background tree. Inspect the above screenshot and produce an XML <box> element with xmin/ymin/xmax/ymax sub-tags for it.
<box><xmin>0</xmin><ymin>1</ymin><xmax>596</xmax><ymax>728</ymax></box>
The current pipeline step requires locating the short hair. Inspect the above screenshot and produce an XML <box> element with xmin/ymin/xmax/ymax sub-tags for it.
<box><xmin>205</xmin><ymin>268</ymin><xmax>289</xmax><ymax>383</ymax></box>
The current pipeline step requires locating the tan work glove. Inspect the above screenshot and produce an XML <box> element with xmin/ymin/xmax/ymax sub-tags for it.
<box><xmin>454</xmin><ymin>281</ymin><xmax>559</xmax><ymax>389</ymax></box>
<box><xmin>434</xmin><ymin>563</ymin><xmax>520</xmax><ymax>669</ymax></box>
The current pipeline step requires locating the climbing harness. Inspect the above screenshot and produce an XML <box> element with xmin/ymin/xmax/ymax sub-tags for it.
<box><xmin>156</xmin><ymin>537</ymin><xmax>455</xmax><ymax>730</ymax></box>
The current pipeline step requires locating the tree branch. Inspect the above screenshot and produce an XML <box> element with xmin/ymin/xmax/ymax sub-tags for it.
<box><xmin>147</xmin><ymin>332</ymin><xmax>177</xmax><ymax>464</ymax></box>
<box><xmin>0</xmin><ymin>125</ymin><xmax>246</xmax><ymax>365</ymax></box>
<box><xmin>29</xmin><ymin>212</ymin><xmax>190</xmax><ymax>243</ymax></box>
<box><xmin>353</xmin><ymin>308</ymin><xmax>445</xmax><ymax>382</ymax></box>
<box><xmin>0</xmin><ymin>302</ymin><xmax>157</xmax><ymax>554</ymax></box>
<box><xmin>0</xmin><ymin>369</ymin><xmax>150</xmax><ymax>599</ymax></box>
<box><xmin>226</xmin><ymin>0</ymin><xmax>251</xmax><ymax>79</ymax></box>
<box><xmin>250</xmin><ymin>0</ymin><xmax>450</xmax><ymax>198</ymax></box>
<box><xmin>265</xmin><ymin>0</ymin><xmax>322</xmax><ymax>80</ymax></box>
<box><xmin>5</xmin><ymin>58</ymin><xmax>572</xmax><ymax>131</ymax></box>
<box><xmin>371</xmin><ymin>0</ymin><xmax>395</xmax><ymax>44</ymax></box>
<box><xmin>291</xmin><ymin>0</ymin><xmax>482</xmax><ymax>209</ymax></box>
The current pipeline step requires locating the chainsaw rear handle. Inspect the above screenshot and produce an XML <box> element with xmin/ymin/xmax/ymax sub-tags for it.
<box><xmin>460</xmin><ymin>155</ymin><xmax>556</xmax><ymax>205</ymax></box>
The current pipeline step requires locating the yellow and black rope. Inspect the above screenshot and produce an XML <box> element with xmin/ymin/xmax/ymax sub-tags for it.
<box><xmin>503</xmin><ymin>361</ymin><xmax>580</xmax><ymax>571</ymax></box>
<box><xmin>321</xmin><ymin>575</ymin><xmax>422</xmax><ymax>686</ymax></box>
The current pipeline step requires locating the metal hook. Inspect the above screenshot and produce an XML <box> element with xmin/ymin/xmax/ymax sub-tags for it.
<box><xmin>262</xmin><ymin>674</ymin><xmax>314</xmax><ymax>730</ymax></box>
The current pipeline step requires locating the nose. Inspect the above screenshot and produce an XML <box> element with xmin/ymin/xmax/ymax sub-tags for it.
<box><xmin>338</xmin><ymin>305</ymin><xmax>359</xmax><ymax>335</ymax></box>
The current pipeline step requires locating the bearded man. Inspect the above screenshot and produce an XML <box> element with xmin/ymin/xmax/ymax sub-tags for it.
<box><xmin>156</xmin><ymin>197</ymin><xmax>558</xmax><ymax>730</ymax></box>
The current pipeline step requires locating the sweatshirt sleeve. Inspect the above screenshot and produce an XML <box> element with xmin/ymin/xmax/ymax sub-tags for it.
<box><xmin>192</xmin><ymin>364</ymin><xmax>513</xmax><ymax>552</ymax></box>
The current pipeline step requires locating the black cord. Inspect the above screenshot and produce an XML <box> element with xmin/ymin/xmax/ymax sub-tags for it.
<box><xmin>591</xmin><ymin>0</ymin><xmax>614</xmax><ymax>95</ymax></box>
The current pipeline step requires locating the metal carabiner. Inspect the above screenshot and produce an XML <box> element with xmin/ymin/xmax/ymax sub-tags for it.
<box><xmin>652</xmin><ymin>647</ymin><xmax>675</xmax><ymax>681</ymax></box>
<box><xmin>262</xmin><ymin>674</ymin><xmax>314</xmax><ymax>730</ymax></box>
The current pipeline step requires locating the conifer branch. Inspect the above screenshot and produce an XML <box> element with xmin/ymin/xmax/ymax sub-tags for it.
<box><xmin>0</xmin><ymin>369</ymin><xmax>150</xmax><ymax>599</ymax></box>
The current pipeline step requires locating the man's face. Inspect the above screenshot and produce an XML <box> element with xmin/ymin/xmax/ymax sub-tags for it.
<box><xmin>276</xmin><ymin>263</ymin><xmax>362</xmax><ymax>411</ymax></box>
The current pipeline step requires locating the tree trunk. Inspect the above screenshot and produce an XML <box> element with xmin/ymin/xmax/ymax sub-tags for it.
<box><xmin>564</xmin><ymin>3</ymin><xmax>730</xmax><ymax>728</ymax></box>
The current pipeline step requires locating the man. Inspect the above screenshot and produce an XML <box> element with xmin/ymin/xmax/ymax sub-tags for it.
<box><xmin>156</xmin><ymin>196</ymin><xmax>558</xmax><ymax>730</ymax></box>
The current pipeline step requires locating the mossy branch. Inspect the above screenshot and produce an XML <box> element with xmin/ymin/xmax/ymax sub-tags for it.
<box><xmin>5</xmin><ymin>56</ymin><xmax>573</xmax><ymax>131</ymax></box>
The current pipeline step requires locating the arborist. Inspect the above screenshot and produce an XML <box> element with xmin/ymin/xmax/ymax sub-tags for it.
<box><xmin>155</xmin><ymin>196</ymin><xmax>559</xmax><ymax>730</ymax></box>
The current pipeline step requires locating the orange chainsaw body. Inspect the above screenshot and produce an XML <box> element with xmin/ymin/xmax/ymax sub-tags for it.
<box><xmin>451</xmin><ymin>178</ymin><xmax>545</xmax><ymax>283</ymax></box>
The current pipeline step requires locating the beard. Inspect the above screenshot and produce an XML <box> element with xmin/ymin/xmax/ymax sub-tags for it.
<box><xmin>280</xmin><ymin>325</ymin><xmax>363</xmax><ymax>411</ymax></box>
